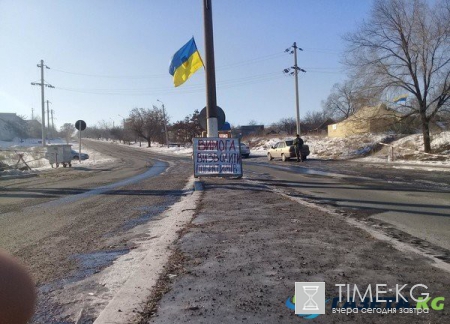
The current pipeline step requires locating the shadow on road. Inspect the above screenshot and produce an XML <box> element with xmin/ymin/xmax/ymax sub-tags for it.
<box><xmin>0</xmin><ymin>187</ymin><xmax>187</xmax><ymax>199</ymax></box>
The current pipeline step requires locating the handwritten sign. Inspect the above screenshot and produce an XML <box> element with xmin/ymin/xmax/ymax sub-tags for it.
<box><xmin>193</xmin><ymin>138</ymin><xmax>243</xmax><ymax>177</ymax></box>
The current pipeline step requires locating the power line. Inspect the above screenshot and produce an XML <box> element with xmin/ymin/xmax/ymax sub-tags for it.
<box><xmin>50</xmin><ymin>68</ymin><xmax>168</xmax><ymax>79</ymax></box>
<box><xmin>50</xmin><ymin>51</ymin><xmax>288</xmax><ymax>79</ymax></box>
<box><xmin>55</xmin><ymin>71</ymin><xmax>286</xmax><ymax>95</ymax></box>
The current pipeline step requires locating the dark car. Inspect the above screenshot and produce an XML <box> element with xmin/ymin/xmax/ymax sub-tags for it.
<box><xmin>240</xmin><ymin>143</ymin><xmax>250</xmax><ymax>158</ymax></box>
<box><xmin>267</xmin><ymin>140</ymin><xmax>310</xmax><ymax>161</ymax></box>
<box><xmin>71</xmin><ymin>149</ymin><xmax>89</xmax><ymax>160</ymax></box>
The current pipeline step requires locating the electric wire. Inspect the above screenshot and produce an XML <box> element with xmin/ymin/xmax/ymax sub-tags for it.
<box><xmin>48</xmin><ymin>48</ymin><xmax>343</xmax><ymax>96</ymax></box>
<box><xmin>55</xmin><ymin>71</ymin><xmax>287</xmax><ymax>96</ymax></box>
<box><xmin>50</xmin><ymin>51</ymin><xmax>288</xmax><ymax>79</ymax></box>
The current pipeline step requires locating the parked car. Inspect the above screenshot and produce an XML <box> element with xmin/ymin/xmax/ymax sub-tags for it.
<box><xmin>240</xmin><ymin>143</ymin><xmax>250</xmax><ymax>158</ymax></box>
<box><xmin>267</xmin><ymin>140</ymin><xmax>310</xmax><ymax>161</ymax></box>
<box><xmin>71</xmin><ymin>149</ymin><xmax>89</xmax><ymax>160</ymax></box>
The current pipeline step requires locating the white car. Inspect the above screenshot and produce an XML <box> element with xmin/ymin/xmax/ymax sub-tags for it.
<box><xmin>267</xmin><ymin>140</ymin><xmax>310</xmax><ymax>161</ymax></box>
<box><xmin>240</xmin><ymin>143</ymin><xmax>250</xmax><ymax>158</ymax></box>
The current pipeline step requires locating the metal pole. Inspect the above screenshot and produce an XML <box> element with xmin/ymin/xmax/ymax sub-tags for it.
<box><xmin>40</xmin><ymin>60</ymin><xmax>46</xmax><ymax>146</ymax></box>
<box><xmin>203</xmin><ymin>0</ymin><xmax>218</xmax><ymax>137</ymax></box>
<box><xmin>293</xmin><ymin>43</ymin><xmax>301</xmax><ymax>135</ymax></box>
<box><xmin>79</xmin><ymin>129</ymin><xmax>82</xmax><ymax>164</ymax></box>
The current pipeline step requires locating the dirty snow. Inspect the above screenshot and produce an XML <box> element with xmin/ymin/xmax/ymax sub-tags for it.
<box><xmin>0</xmin><ymin>138</ymin><xmax>116</xmax><ymax>175</ymax></box>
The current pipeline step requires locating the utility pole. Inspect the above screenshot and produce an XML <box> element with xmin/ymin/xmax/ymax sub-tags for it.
<box><xmin>31</xmin><ymin>60</ymin><xmax>54</xmax><ymax>146</ymax></box>
<box><xmin>203</xmin><ymin>0</ymin><xmax>218</xmax><ymax>137</ymax></box>
<box><xmin>51</xmin><ymin>109</ymin><xmax>55</xmax><ymax>135</ymax></box>
<box><xmin>31</xmin><ymin>107</ymin><xmax>34</xmax><ymax>120</ymax></box>
<box><xmin>284</xmin><ymin>43</ymin><xmax>306</xmax><ymax>135</ymax></box>
<box><xmin>157</xmin><ymin>99</ymin><xmax>170</xmax><ymax>147</ymax></box>
<box><xmin>46</xmin><ymin>100</ymin><xmax>51</xmax><ymax>140</ymax></box>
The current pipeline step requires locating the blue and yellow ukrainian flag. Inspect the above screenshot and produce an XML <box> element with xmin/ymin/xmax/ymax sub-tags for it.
<box><xmin>169</xmin><ymin>37</ymin><xmax>204</xmax><ymax>87</ymax></box>
<box><xmin>393</xmin><ymin>94</ymin><xmax>408</xmax><ymax>103</ymax></box>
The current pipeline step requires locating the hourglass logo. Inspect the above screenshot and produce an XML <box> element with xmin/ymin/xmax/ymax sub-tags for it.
<box><xmin>295</xmin><ymin>282</ymin><xmax>326</xmax><ymax>315</ymax></box>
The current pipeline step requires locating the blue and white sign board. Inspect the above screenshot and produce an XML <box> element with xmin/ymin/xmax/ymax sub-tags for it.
<box><xmin>193</xmin><ymin>137</ymin><xmax>243</xmax><ymax>178</ymax></box>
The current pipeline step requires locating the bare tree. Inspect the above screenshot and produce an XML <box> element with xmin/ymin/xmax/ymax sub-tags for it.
<box><xmin>269</xmin><ymin>117</ymin><xmax>296</xmax><ymax>135</ymax></box>
<box><xmin>323</xmin><ymin>80</ymin><xmax>383</xmax><ymax>120</ymax></box>
<box><xmin>127</xmin><ymin>107</ymin><xmax>165</xmax><ymax>147</ymax></box>
<box><xmin>60</xmin><ymin>123</ymin><xmax>75</xmax><ymax>144</ymax></box>
<box><xmin>302</xmin><ymin>111</ymin><xmax>330</xmax><ymax>132</ymax></box>
<box><xmin>344</xmin><ymin>0</ymin><xmax>450</xmax><ymax>152</ymax></box>
<box><xmin>170</xmin><ymin>110</ymin><xmax>202</xmax><ymax>143</ymax></box>
<box><xmin>83</xmin><ymin>125</ymin><xmax>102</xmax><ymax>139</ymax></box>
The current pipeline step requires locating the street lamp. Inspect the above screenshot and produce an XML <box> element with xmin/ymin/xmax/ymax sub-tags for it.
<box><xmin>157</xmin><ymin>99</ymin><xmax>169</xmax><ymax>148</ymax></box>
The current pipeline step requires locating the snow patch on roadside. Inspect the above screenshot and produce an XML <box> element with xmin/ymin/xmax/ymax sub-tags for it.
<box><xmin>0</xmin><ymin>138</ymin><xmax>116</xmax><ymax>175</ymax></box>
<box><xmin>90</xmin><ymin>176</ymin><xmax>201</xmax><ymax>323</ymax></box>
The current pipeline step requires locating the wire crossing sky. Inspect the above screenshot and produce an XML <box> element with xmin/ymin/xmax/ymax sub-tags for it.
<box><xmin>0</xmin><ymin>0</ymin><xmax>373</xmax><ymax>129</ymax></box>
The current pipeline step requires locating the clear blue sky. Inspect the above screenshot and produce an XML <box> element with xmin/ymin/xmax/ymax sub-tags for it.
<box><xmin>0</xmin><ymin>0</ymin><xmax>373</xmax><ymax>130</ymax></box>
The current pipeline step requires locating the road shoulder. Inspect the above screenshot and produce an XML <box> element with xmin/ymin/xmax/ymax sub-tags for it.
<box><xmin>137</xmin><ymin>177</ymin><xmax>450</xmax><ymax>324</ymax></box>
<box><xmin>92</xmin><ymin>177</ymin><xmax>202</xmax><ymax>324</ymax></box>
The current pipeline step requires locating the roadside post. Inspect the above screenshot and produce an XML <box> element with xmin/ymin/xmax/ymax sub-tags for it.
<box><xmin>75</xmin><ymin>120</ymin><xmax>86</xmax><ymax>164</ymax></box>
<box><xmin>191</xmin><ymin>0</ymin><xmax>243</xmax><ymax>179</ymax></box>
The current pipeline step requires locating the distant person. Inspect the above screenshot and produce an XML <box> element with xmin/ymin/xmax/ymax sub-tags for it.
<box><xmin>293</xmin><ymin>134</ymin><xmax>304</xmax><ymax>162</ymax></box>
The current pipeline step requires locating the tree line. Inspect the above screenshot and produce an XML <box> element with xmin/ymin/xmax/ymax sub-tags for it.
<box><xmin>76</xmin><ymin>109</ymin><xmax>330</xmax><ymax>146</ymax></box>
<box><xmin>79</xmin><ymin>107</ymin><xmax>203</xmax><ymax>147</ymax></box>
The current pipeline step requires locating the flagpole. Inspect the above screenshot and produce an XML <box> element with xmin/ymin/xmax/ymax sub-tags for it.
<box><xmin>203</xmin><ymin>0</ymin><xmax>218</xmax><ymax>137</ymax></box>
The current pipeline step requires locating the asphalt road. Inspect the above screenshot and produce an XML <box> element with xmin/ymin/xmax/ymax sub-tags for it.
<box><xmin>244</xmin><ymin>155</ymin><xmax>450</xmax><ymax>256</ymax></box>
<box><xmin>0</xmin><ymin>140</ymin><xmax>192</xmax><ymax>323</ymax></box>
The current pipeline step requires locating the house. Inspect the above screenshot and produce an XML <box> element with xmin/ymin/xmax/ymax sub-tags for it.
<box><xmin>306</xmin><ymin>118</ymin><xmax>335</xmax><ymax>135</ymax></box>
<box><xmin>327</xmin><ymin>104</ymin><xmax>402</xmax><ymax>138</ymax></box>
<box><xmin>232</xmin><ymin>125</ymin><xmax>265</xmax><ymax>137</ymax></box>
